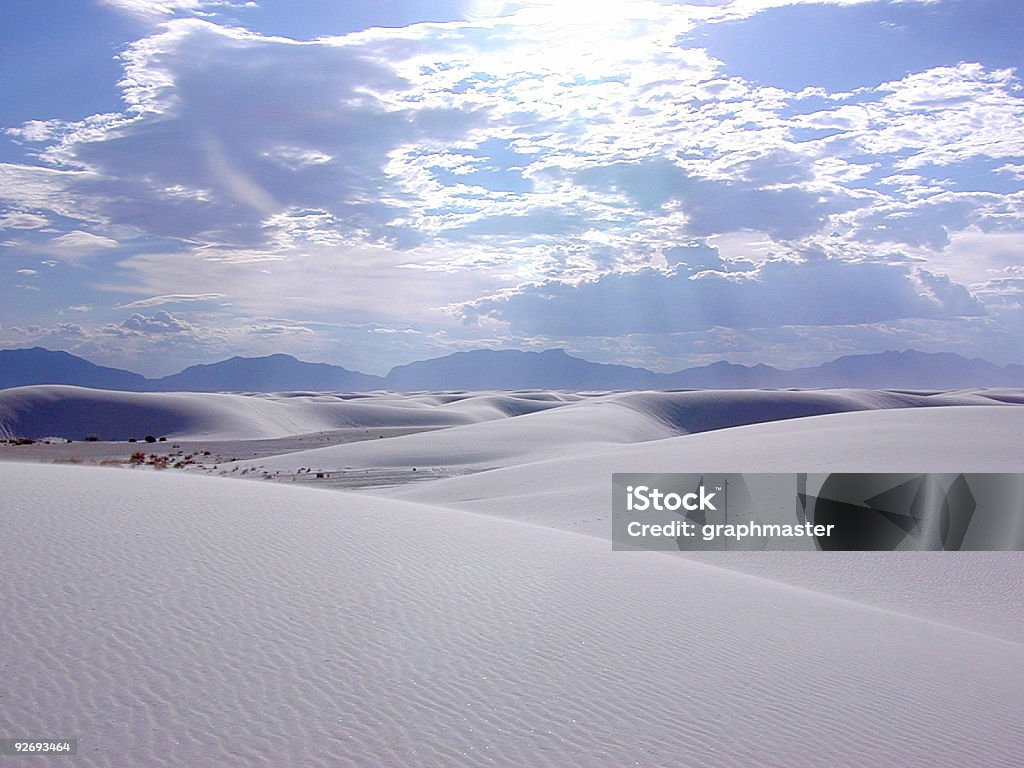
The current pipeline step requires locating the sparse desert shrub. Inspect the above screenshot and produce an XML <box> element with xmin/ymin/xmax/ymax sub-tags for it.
<box><xmin>128</xmin><ymin>438</ymin><xmax>137</xmax><ymax>443</ymax></box>
<box><xmin>129</xmin><ymin>451</ymin><xmax>146</xmax><ymax>465</ymax></box>
<box><xmin>159</xmin><ymin>437</ymin><xmax>167</xmax><ymax>442</ymax></box>
<box><xmin>144</xmin><ymin>435</ymin><xmax>157</xmax><ymax>443</ymax></box>
<box><xmin>85</xmin><ymin>436</ymin><xmax>98</xmax><ymax>442</ymax></box>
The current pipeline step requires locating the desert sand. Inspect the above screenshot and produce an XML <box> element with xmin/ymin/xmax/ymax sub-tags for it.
<box><xmin>2</xmin><ymin>385</ymin><xmax>1023</xmax><ymax>766</ymax></box>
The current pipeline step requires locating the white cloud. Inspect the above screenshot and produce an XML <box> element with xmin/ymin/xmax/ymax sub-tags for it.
<box><xmin>0</xmin><ymin>212</ymin><xmax>49</xmax><ymax>230</ymax></box>
<box><xmin>0</xmin><ymin>164</ymin><xmax>106</xmax><ymax>223</ymax></box>
<box><xmin>1</xmin><ymin>1</ymin><xmax>1020</xmax><ymax>370</ymax></box>
<box><xmin>99</xmin><ymin>0</ymin><xmax>254</xmax><ymax>21</ymax></box>
<box><xmin>106</xmin><ymin>239</ymin><xmax>509</xmax><ymax>328</ymax></box>
<box><xmin>997</xmin><ymin>163</ymin><xmax>1024</xmax><ymax>182</ymax></box>
<box><xmin>10</xmin><ymin>11</ymin><xmax>1019</xmax><ymax>269</ymax></box>
<box><xmin>101</xmin><ymin>0</ymin><xmax>207</xmax><ymax>16</ymax></box>
<box><xmin>462</xmin><ymin>258</ymin><xmax>985</xmax><ymax>335</ymax></box>
<box><xmin>262</xmin><ymin>146</ymin><xmax>335</xmax><ymax>171</ymax></box>
<box><xmin>50</xmin><ymin>231</ymin><xmax>119</xmax><ymax>249</ymax></box>
<box><xmin>45</xmin><ymin>231</ymin><xmax>120</xmax><ymax>263</ymax></box>
<box><xmin>5</xmin><ymin>119</ymin><xmax>63</xmax><ymax>143</ymax></box>
<box><xmin>243</xmin><ymin>323</ymin><xmax>315</xmax><ymax>336</ymax></box>
<box><xmin>117</xmin><ymin>293</ymin><xmax>227</xmax><ymax>309</ymax></box>
<box><xmin>118</xmin><ymin>310</ymin><xmax>196</xmax><ymax>334</ymax></box>
<box><xmin>865</xmin><ymin>64</ymin><xmax>1024</xmax><ymax>169</ymax></box>
<box><xmin>929</xmin><ymin>230</ymin><xmax>1024</xmax><ymax>287</ymax></box>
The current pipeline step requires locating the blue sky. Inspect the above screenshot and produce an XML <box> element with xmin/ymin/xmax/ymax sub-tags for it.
<box><xmin>1</xmin><ymin>0</ymin><xmax>1022</xmax><ymax>375</ymax></box>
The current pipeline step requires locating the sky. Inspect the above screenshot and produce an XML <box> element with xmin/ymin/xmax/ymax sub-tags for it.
<box><xmin>1</xmin><ymin>0</ymin><xmax>1022</xmax><ymax>376</ymax></box>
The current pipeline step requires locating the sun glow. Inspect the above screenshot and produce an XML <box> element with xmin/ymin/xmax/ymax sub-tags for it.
<box><xmin>463</xmin><ymin>0</ymin><xmax>509</xmax><ymax>22</ymax></box>
<box><xmin>458</xmin><ymin>0</ymin><xmax>681</xmax><ymax>83</ymax></box>
<box><xmin>514</xmin><ymin>0</ymin><xmax>654</xmax><ymax>26</ymax></box>
<box><xmin>465</xmin><ymin>0</ymin><xmax>658</xmax><ymax>26</ymax></box>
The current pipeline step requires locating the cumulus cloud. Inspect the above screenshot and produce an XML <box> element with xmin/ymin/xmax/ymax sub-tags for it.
<box><xmin>997</xmin><ymin>163</ymin><xmax>1024</xmax><ymax>182</ymax></box>
<box><xmin>7</xmin><ymin>8</ymin><xmax>1021</xmax><ymax>267</ymax></box>
<box><xmin>52</xmin><ymin>322</ymin><xmax>90</xmax><ymax>339</ymax></box>
<box><xmin>462</xmin><ymin>259</ymin><xmax>985</xmax><ymax>335</ymax></box>
<box><xmin>119</xmin><ymin>310</ymin><xmax>196</xmax><ymax>334</ymax></box>
<box><xmin>858</xmin><ymin>64</ymin><xmax>1024</xmax><ymax>169</ymax></box>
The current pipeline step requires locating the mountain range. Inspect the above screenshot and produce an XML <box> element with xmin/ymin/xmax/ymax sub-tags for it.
<box><xmin>2</xmin><ymin>346</ymin><xmax>1023</xmax><ymax>392</ymax></box>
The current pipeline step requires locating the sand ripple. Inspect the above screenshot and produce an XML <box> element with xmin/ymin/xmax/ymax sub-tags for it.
<box><xmin>2</xmin><ymin>464</ymin><xmax>1022</xmax><ymax>767</ymax></box>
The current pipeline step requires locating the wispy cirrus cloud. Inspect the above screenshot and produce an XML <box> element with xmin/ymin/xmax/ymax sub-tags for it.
<box><xmin>0</xmin><ymin>212</ymin><xmax>49</xmax><ymax>230</ymax></box>
<box><xmin>117</xmin><ymin>293</ymin><xmax>227</xmax><ymax>309</ymax></box>
<box><xmin>99</xmin><ymin>0</ymin><xmax>256</xmax><ymax>22</ymax></box>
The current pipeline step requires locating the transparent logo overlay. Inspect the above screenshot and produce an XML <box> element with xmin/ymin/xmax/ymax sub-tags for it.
<box><xmin>612</xmin><ymin>474</ymin><xmax>1024</xmax><ymax>551</ymax></box>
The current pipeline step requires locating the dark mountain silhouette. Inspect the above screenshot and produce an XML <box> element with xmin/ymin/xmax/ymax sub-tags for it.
<box><xmin>657</xmin><ymin>361</ymin><xmax>789</xmax><ymax>389</ymax></box>
<box><xmin>1</xmin><ymin>346</ymin><xmax>1022</xmax><ymax>392</ymax></box>
<box><xmin>385</xmin><ymin>348</ymin><xmax>657</xmax><ymax>390</ymax></box>
<box><xmin>0</xmin><ymin>348</ymin><xmax>382</xmax><ymax>392</ymax></box>
<box><xmin>152</xmin><ymin>354</ymin><xmax>385</xmax><ymax>392</ymax></box>
<box><xmin>784</xmin><ymin>350</ymin><xmax>1024</xmax><ymax>389</ymax></box>
<box><xmin>0</xmin><ymin>347</ymin><xmax>150</xmax><ymax>391</ymax></box>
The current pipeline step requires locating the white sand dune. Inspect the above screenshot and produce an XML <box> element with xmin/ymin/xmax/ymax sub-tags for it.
<box><xmin>235</xmin><ymin>395</ymin><xmax>678</xmax><ymax>473</ymax></box>
<box><xmin>392</xmin><ymin>405</ymin><xmax>1024</xmax><ymax>527</ymax></box>
<box><xmin>3</xmin><ymin>462</ymin><xmax>1022</xmax><ymax>768</ymax></box>
<box><xmin>230</xmin><ymin>387</ymin><xmax>1006</xmax><ymax>475</ymax></box>
<box><xmin>0</xmin><ymin>385</ymin><xmax>522</xmax><ymax>441</ymax></box>
<box><xmin>4</xmin><ymin>387</ymin><xmax>1024</xmax><ymax>765</ymax></box>
<box><xmin>1</xmin><ymin>384</ymin><xmax>1003</xmax><ymax>447</ymax></box>
<box><xmin>610</xmin><ymin>386</ymin><xmax>1004</xmax><ymax>433</ymax></box>
<box><xmin>389</xmin><ymin>406</ymin><xmax>1024</xmax><ymax>641</ymax></box>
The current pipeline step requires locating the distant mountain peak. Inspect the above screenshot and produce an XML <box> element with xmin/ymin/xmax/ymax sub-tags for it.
<box><xmin>1</xmin><ymin>346</ymin><xmax>1021</xmax><ymax>392</ymax></box>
